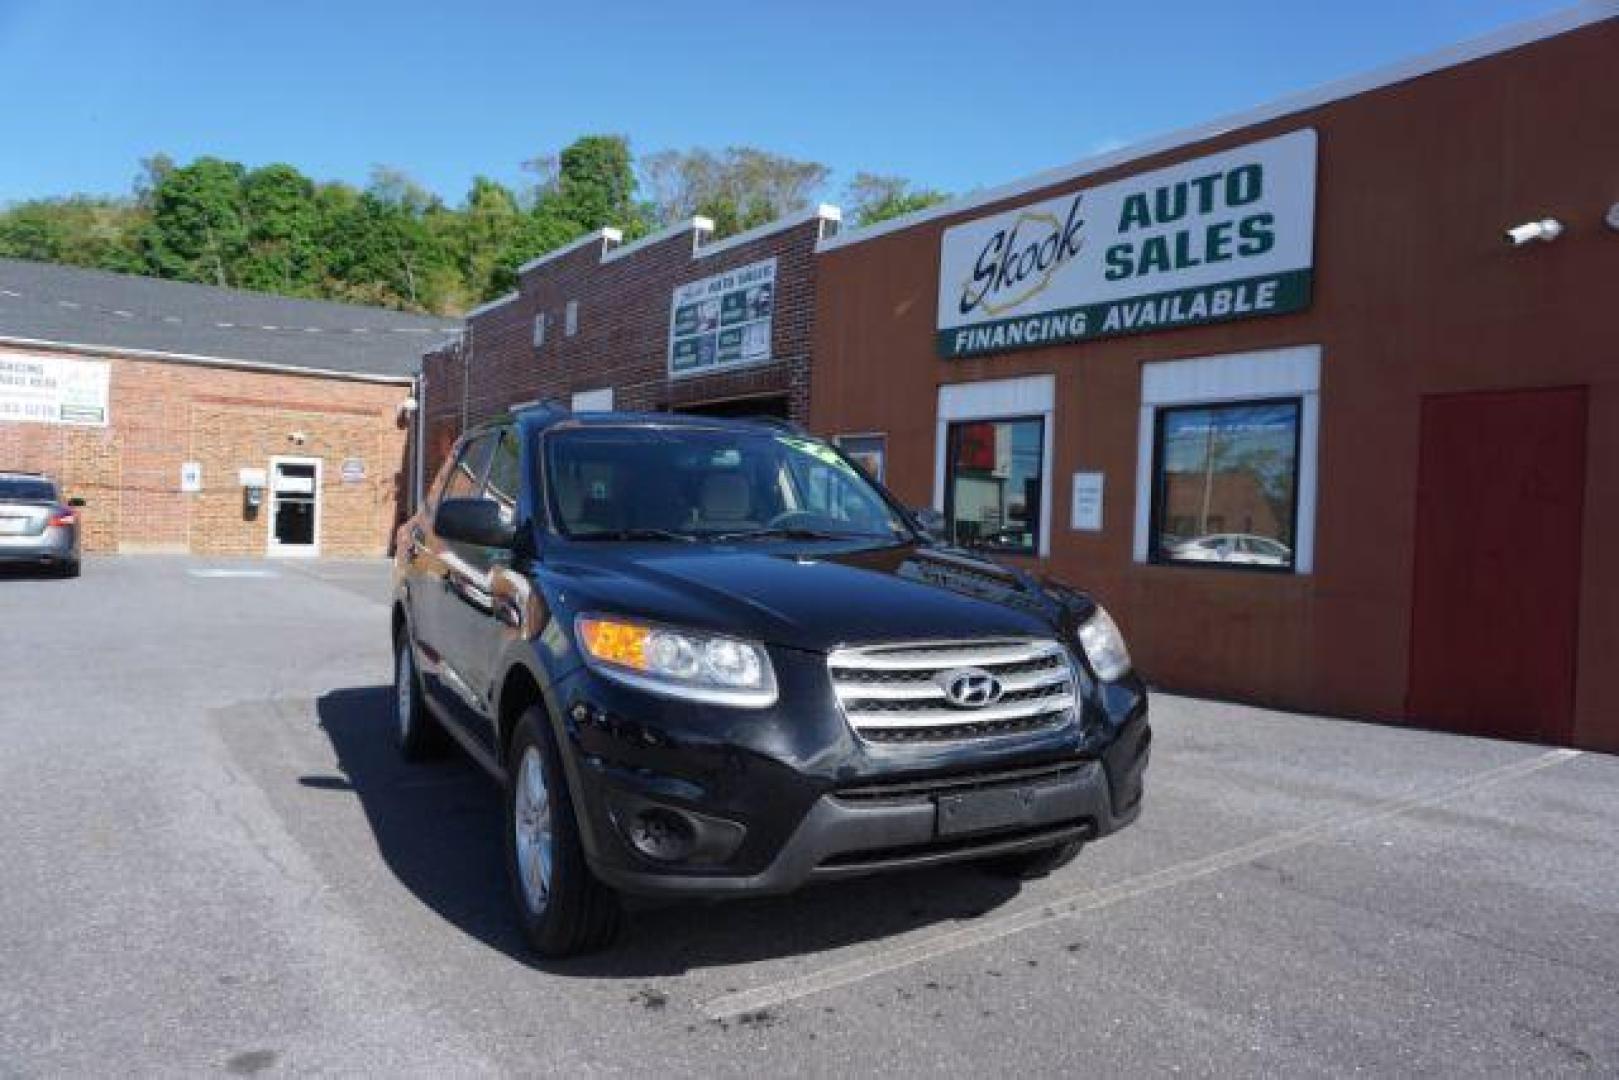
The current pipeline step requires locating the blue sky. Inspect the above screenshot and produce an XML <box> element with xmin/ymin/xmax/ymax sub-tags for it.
<box><xmin>0</xmin><ymin>0</ymin><xmax>1578</xmax><ymax>206</ymax></box>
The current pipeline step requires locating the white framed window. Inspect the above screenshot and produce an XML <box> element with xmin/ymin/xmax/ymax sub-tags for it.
<box><xmin>565</xmin><ymin>300</ymin><xmax>580</xmax><ymax>337</ymax></box>
<box><xmin>1133</xmin><ymin>345</ymin><xmax>1321</xmax><ymax>573</ymax></box>
<box><xmin>532</xmin><ymin>313</ymin><xmax>547</xmax><ymax>348</ymax></box>
<box><xmin>934</xmin><ymin>375</ymin><xmax>1055</xmax><ymax>557</ymax></box>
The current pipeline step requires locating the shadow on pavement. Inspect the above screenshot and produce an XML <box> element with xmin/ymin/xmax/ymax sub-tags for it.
<box><xmin>314</xmin><ymin>685</ymin><xmax>1023</xmax><ymax>976</ymax></box>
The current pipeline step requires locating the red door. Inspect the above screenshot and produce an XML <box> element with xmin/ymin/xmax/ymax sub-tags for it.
<box><xmin>1407</xmin><ymin>387</ymin><xmax>1587</xmax><ymax>743</ymax></box>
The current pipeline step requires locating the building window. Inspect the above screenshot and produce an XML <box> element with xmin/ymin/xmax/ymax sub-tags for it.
<box><xmin>935</xmin><ymin>374</ymin><xmax>1055</xmax><ymax>557</ymax></box>
<box><xmin>836</xmin><ymin>434</ymin><xmax>886</xmax><ymax>482</ymax></box>
<box><xmin>565</xmin><ymin>300</ymin><xmax>579</xmax><ymax>337</ymax></box>
<box><xmin>532</xmin><ymin>314</ymin><xmax>547</xmax><ymax>348</ymax></box>
<box><xmin>1149</xmin><ymin>399</ymin><xmax>1301</xmax><ymax>570</ymax></box>
<box><xmin>944</xmin><ymin>416</ymin><xmax>1045</xmax><ymax>555</ymax></box>
<box><xmin>1133</xmin><ymin>345</ymin><xmax>1321</xmax><ymax>573</ymax></box>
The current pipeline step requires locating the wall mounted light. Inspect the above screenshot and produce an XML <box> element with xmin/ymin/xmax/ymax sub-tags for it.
<box><xmin>1504</xmin><ymin>218</ymin><xmax>1564</xmax><ymax>246</ymax></box>
<box><xmin>1605</xmin><ymin>203</ymin><xmax>1619</xmax><ymax>233</ymax></box>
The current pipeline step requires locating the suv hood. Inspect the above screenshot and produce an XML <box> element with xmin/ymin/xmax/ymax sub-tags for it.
<box><xmin>545</xmin><ymin>541</ymin><xmax>1079</xmax><ymax>653</ymax></box>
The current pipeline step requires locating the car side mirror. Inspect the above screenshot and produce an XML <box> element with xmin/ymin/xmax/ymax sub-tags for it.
<box><xmin>68</xmin><ymin>496</ymin><xmax>86</xmax><ymax>508</ymax></box>
<box><xmin>435</xmin><ymin>497</ymin><xmax>516</xmax><ymax>549</ymax></box>
<box><xmin>912</xmin><ymin>507</ymin><xmax>947</xmax><ymax>542</ymax></box>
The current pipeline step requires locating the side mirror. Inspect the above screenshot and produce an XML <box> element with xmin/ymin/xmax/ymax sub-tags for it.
<box><xmin>435</xmin><ymin>497</ymin><xmax>516</xmax><ymax>549</ymax></box>
<box><xmin>68</xmin><ymin>496</ymin><xmax>86</xmax><ymax>508</ymax></box>
<box><xmin>912</xmin><ymin>506</ymin><xmax>947</xmax><ymax>542</ymax></box>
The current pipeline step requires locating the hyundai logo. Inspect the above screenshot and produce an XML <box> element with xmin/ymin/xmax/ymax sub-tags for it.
<box><xmin>939</xmin><ymin>667</ymin><xmax>1004</xmax><ymax>709</ymax></box>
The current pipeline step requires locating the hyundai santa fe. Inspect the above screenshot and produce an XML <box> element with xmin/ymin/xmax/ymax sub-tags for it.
<box><xmin>392</xmin><ymin>407</ymin><xmax>1150</xmax><ymax>956</ymax></box>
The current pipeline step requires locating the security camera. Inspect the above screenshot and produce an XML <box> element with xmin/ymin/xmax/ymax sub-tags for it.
<box><xmin>1504</xmin><ymin>218</ymin><xmax>1563</xmax><ymax>246</ymax></box>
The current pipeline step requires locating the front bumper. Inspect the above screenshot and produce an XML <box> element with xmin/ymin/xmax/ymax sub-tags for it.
<box><xmin>552</xmin><ymin>647</ymin><xmax>1150</xmax><ymax>899</ymax></box>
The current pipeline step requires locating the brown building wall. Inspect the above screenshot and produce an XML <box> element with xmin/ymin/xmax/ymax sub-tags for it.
<box><xmin>421</xmin><ymin>212</ymin><xmax>833</xmax><ymax>477</ymax></box>
<box><xmin>810</xmin><ymin>20</ymin><xmax>1619</xmax><ymax>750</ymax></box>
<box><xmin>0</xmin><ymin>344</ymin><xmax>413</xmax><ymax>556</ymax></box>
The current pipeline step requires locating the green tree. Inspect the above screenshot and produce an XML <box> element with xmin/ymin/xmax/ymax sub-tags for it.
<box><xmin>0</xmin><ymin>197</ymin><xmax>145</xmax><ymax>270</ymax></box>
<box><xmin>237</xmin><ymin>164</ymin><xmax>323</xmax><ymax>295</ymax></box>
<box><xmin>454</xmin><ymin>176</ymin><xmax>523</xmax><ymax>303</ymax></box>
<box><xmin>551</xmin><ymin>135</ymin><xmax>639</xmax><ymax>233</ymax></box>
<box><xmin>139</xmin><ymin>157</ymin><xmax>249</xmax><ymax>286</ymax></box>
<box><xmin>844</xmin><ymin>172</ymin><xmax>950</xmax><ymax>227</ymax></box>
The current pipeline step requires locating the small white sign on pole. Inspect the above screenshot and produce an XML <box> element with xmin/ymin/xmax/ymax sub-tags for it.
<box><xmin>1071</xmin><ymin>472</ymin><xmax>1104</xmax><ymax>532</ymax></box>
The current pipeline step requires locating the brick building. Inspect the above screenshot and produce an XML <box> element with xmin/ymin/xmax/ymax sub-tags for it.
<box><xmin>0</xmin><ymin>258</ymin><xmax>456</xmax><ymax>557</ymax></box>
<box><xmin>420</xmin><ymin>206</ymin><xmax>839</xmax><ymax>474</ymax></box>
<box><xmin>809</xmin><ymin>9</ymin><xmax>1619</xmax><ymax>751</ymax></box>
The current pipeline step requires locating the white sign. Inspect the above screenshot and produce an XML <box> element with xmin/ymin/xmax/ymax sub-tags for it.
<box><xmin>0</xmin><ymin>353</ymin><xmax>111</xmax><ymax>426</ymax></box>
<box><xmin>1071</xmin><ymin>472</ymin><xmax>1104</xmax><ymax>532</ymax></box>
<box><xmin>238</xmin><ymin>468</ymin><xmax>267</xmax><ymax>488</ymax></box>
<box><xmin>668</xmin><ymin>257</ymin><xmax>776</xmax><ymax>377</ymax></box>
<box><xmin>180</xmin><ymin>462</ymin><xmax>203</xmax><ymax>493</ymax></box>
<box><xmin>937</xmin><ymin>130</ymin><xmax>1316</xmax><ymax>357</ymax></box>
<box><xmin>340</xmin><ymin>458</ymin><xmax>366</xmax><ymax>484</ymax></box>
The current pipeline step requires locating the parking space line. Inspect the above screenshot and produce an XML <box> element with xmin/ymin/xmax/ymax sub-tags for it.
<box><xmin>702</xmin><ymin>748</ymin><xmax>1581</xmax><ymax>1021</ymax></box>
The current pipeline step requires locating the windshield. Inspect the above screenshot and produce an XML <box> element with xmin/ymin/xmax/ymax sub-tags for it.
<box><xmin>0</xmin><ymin>477</ymin><xmax>57</xmax><ymax>501</ymax></box>
<box><xmin>545</xmin><ymin>426</ymin><xmax>914</xmax><ymax>542</ymax></box>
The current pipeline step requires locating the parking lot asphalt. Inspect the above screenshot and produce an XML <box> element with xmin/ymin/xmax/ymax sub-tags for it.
<box><xmin>1</xmin><ymin>556</ymin><xmax>1616</xmax><ymax>1076</ymax></box>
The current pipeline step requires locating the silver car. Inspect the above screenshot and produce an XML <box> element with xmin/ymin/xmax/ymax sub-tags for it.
<box><xmin>0</xmin><ymin>472</ymin><xmax>82</xmax><ymax>577</ymax></box>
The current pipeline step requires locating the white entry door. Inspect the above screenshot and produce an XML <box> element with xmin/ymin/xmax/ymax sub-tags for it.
<box><xmin>268</xmin><ymin>456</ymin><xmax>322</xmax><ymax>557</ymax></box>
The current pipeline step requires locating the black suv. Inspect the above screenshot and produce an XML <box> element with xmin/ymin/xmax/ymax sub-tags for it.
<box><xmin>392</xmin><ymin>408</ymin><xmax>1149</xmax><ymax>956</ymax></box>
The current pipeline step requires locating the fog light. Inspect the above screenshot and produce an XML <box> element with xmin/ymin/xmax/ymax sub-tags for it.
<box><xmin>629</xmin><ymin>808</ymin><xmax>697</xmax><ymax>863</ymax></box>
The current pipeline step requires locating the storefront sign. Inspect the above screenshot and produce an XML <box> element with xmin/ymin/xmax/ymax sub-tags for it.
<box><xmin>0</xmin><ymin>353</ymin><xmax>111</xmax><ymax>426</ymax></box>
<box><xmin>668</xmin><ymin>258</ymin><xmax>776</xmax><ymax>377</ymax></box>
<box><xmin>937</xmin><ymin>130</ymin><xmax>1316</xmax><ymax>358</ymax></box>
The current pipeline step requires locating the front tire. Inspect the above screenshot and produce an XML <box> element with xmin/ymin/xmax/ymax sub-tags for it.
<box><xmin>979</xmin><ymin>838</ymin><xmax>1084</xmax><ymax>880</ymax></box>
<box><xmin>504</xmin><ymin>706</ymin><xmax>620</xmax><ymax>957</ymax></box>
<box><xmin>394</xmin><ymin>634</ymin><xmax>446</xmax><ymax>760</ymax></box>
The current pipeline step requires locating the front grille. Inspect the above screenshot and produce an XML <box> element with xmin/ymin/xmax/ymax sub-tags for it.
<box><xmin>828</xmin><ymin>638</ymin><xmax>1077</xmax><ymax>744</ymax></box>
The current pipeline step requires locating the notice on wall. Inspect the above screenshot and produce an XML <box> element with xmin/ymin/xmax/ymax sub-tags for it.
<box><xmin>937</xmin><ymin>130</ymin><xmax>1316</xmax><ymax>358</ymax></box>
<box><xmin>668</xmin><ymin>257</ymin><xmax>776</xmax><ymax>377</ymax></box>
<box><xmin>1071</xmin><ymin>472</ymin><xmax>1104</xmax><ymax>532</ymax></box>
<box><xmin>180</xmin><ymin>462</ymin><xmax>203</xmax><ymax>493</ymax></box>
<box><xmin>0</xmin><ymin>353</ymin><xmax>111</xmax><ymax>426</ymax></box>
<box><xmin>341</xmin><ymin>458</ymin><xmax>366</xmax><ymax>484</ymax></box>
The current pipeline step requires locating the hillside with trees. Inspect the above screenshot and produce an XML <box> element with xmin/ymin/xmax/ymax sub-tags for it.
<box><xmin>0</xmin><ymin>137</ymin><xmax>948</xmax><ymax>316</ymax></box>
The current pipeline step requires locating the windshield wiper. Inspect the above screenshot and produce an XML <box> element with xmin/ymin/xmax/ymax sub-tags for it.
<box><xmin>706</xmin><ymin>527</ymin><xmax>878</xmax><ymax>542</ymax></box>
<box><xmin>569</xmin><ymin>528</ymin><xmax>697</xmax><ymax>542</ymax></box>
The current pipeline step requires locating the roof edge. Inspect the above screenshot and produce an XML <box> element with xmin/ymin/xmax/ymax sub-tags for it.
<box><xmin>700</xmin><ymin>204</ymin><xmax>841</xmax><ymax>260</ymax></box>
<box><xmin>0</xmin><ymin>335</ymin><xmax>418</xmax><ymax>386</ymax></box>
<box><xmin>817</xmin><ymin>2</ymin><xmax>1617</xmax><ymax>253</ymax></box>
<box><xmin>515</xmin><ymin>227</ymin><xmax>624</xmax><ymax>276</ymax></box>
<box><xmin>602</xmin><ymin>217</ymin><xmax>716</xmax><ymax>264</ymax></box>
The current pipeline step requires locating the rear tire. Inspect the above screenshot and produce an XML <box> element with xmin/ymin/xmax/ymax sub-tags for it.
<box><xmin>504</xmin><ymin>706</ymin><xmax>621</xmax><ymax>957</ymax></box>
<box><xmin>394</xmin><ymin>633</ymin><xmax>446</xmax><ymax>760</ymax></box>
<box><xmin>979</xmin><ymin>838</ymin><xmax>1084</xmax><ymax>880</ymax></box>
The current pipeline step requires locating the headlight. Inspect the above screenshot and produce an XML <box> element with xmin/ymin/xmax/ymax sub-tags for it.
<box><xmin>575</xmin><ymin>615</ymin><xmax>778</xmax><ymax>707</ymax></box>
<box><xmin>1077</xmin><ymin>605</ymin><xmax>1132</xmax><ymax>682</ymax></box>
